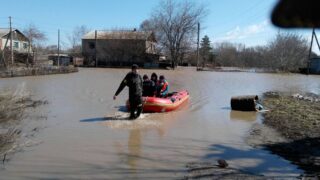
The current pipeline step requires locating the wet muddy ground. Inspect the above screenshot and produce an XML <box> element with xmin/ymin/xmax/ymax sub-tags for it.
<box><xmin>247</xmin><ymin>92</ymin><xmax>320</xmax><ymax>177</ymax></box>
<box><xmin>0</xmin><ymin>88</ymin><xmax>47</xmax><ymax>165</ymax></box>
<box><xmin>0</xmin><ymin>67</ymin><xmax>319</xmax><ymax>179</ymax></box>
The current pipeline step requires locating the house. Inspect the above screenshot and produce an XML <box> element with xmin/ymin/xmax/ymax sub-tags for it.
<box><xmin>82</xmin><ymin>30</ymin><xmax>159</xmax><ymax>67</ymax></box>
<box><xmin>0</xmin><ymin>28</ymin><xmax>31</xmax><ymax>54</ymax></box>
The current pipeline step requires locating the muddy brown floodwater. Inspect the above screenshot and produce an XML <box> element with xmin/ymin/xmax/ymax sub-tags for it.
<box><xmin>0</xmin><ymin>67</ymin><xmax>319</xmax><ymax>179</ymax></box>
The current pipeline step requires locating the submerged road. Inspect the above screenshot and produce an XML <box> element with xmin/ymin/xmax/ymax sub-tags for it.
<box><xmin>0</xmin><ymin>67</ymin><xmax>319</xmax><ymax>179</ymax></box>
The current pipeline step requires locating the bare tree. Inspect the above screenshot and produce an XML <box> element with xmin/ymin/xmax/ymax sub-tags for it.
<box><xmin>214</xmin><ymin>42</ymin><xmax>239</xmax><ymax>67</ymax></box>
<box><xmin>68</xmin><ymin>25</ymin><xmax>90</xmax><ymax>56</ymax></box>
<box><xmin>140</xmin><ymin>20</ymin><xmax>154</xmax><ymax>32</ymax></box>
<box><xmin>213</xmin><ymin>33</ymin><xmax>309</xmax><ymax>72</ymax></box>
<box><xmin>23</xmin><ymin>24</ymin><xmax>47</xmax><ymax>65</ymax></box>
<box><xmin>267</xmin><ymin>32</ymin><xmax>308</xmax><ymax>71</ymax></box>
<box><xmin>140</xmin><ymin>20</ymin><xmax>165</xmax><ymax>55</ymax></box>
<box><xmin>23</xmin><ymin>23</ymin><xmax>47</xmax><ymax>48</ymax></box>
<box><xmin>148</xmin><ymin>0</ymin><xmax>207</xmax><ymax>69</ymax></box>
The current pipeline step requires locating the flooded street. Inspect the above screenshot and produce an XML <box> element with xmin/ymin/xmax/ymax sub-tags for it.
<box><xmin>0</xmin><ymin>67</ymin><xmax>319</xmax><ymax>179</ymax></box>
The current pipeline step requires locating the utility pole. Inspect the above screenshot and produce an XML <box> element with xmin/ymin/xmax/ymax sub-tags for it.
<box><xmin>307</xmin><ymin>28</ymin><xmax>320</xmax><ymax>75</ymax></box>
<box><xmin>58</xmin><ymin>29</ymin><xmax>60</xmax><ymax>66</ymax></box>
<box><xmin>313</xmin><ymin>29</ymin><xmax>320</xmax><ymax>51</ymax></box>
<box><xmin>9</xmin><ymin>16</ymin><xmax>14</xmax><ymax>66</ymax></box>
<box><xmin>196</xmin><ymin>22</ymin><xmax>200</xmax><ymax>70</ymax></box>
<box><xmin>95</xmin><ymin>30</ymin><xmax>97</xmax><ymax>67</ymax></box>
<box><xmin>308</xmin><ymin>28</ymin><xmax>315</xmax><ymax>75</ymax></box>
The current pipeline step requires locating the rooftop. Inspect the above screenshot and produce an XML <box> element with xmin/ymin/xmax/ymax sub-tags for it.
<box><xmin>0</xmin><ymin>28</ymin><xmax>17</xmax><ymax>37</ymax></box>
<box><xmin>82</xmin><ymin>30</ymin><xmax>156</xmax><ymax>42</ymax></box>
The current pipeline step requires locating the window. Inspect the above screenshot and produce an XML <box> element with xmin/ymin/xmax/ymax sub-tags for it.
<box><xmin>23</xmin><ymin>43</ymin><xmax>28</xmax><ymax>49</ymax></box>
<box><xmin>14</xmin><ymin>42</ymin><xmax>19</xmax><ymax>48</ymax></box>
<box><xmin>88</xmin><ymin>42</ymin><xmax>95</xmax><ymax>49</ymax></box>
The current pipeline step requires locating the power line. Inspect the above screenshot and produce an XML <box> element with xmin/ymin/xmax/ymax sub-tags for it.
<box><xmin>58</xmin><ymin>29</ymin><xmax>60</xmax><ymax>66</ymax></box>
<box><xmin>196</xmin><ymin>22</ymin><xmax>200</xmax><ymax>70</ymax></box>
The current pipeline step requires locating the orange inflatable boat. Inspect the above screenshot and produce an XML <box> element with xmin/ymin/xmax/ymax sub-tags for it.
<box><xmin>127</xmin><ymin>90</ymin><xmax>189</xmax><ymax>113</ymax></box>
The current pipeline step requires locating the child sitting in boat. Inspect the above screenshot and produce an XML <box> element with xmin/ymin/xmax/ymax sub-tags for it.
<box><xmin>157</xmin><ymin>75</ymin><xmax>169</xmax><ymax>97</ymax></box>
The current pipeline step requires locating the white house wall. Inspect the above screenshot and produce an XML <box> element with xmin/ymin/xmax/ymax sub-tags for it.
<box><xmin>145</xmin><ymin>41</ymin><xmax>156</xmax><ymax>54</ymax></box>
<box><xmin>1</xmin><ymin>38</ymin><xmax>30</xmax><ymax>53</ymax></box>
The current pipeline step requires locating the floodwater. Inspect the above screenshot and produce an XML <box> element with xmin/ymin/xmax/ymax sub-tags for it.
<box><xmin>0</xmin><ymin>67</ymin><xmax>319</xmax><ymax>179</ymax></box>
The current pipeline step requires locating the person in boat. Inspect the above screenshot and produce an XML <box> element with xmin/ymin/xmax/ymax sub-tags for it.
<box><xmin>113</xmin><ymin>64</ymin><xmax>143</xmax><ymax>119</ymax></box>
<box><xmin>150</xmin><ymin>72</ymin><xmax>159</xmax><ymax>96</ymax></box>
<box><xmin>142</xmin><ymin>74</ymin><xmax>155</xmax><ymax>97</ymax></box>
<box><xmin>157</xmin><ymin>75</ymin><xmax>169</xmax><ymax>98</ymax></box>
<box><xmin>151</xmin><ymin>72</ymin><xmax>158</xmax><ymax>83</ymax></box>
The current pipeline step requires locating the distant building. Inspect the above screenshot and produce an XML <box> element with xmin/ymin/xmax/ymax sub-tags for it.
<box><xmin>73</xmin><ymin>57</ymin><xmax>84</xmax><ymax>66</ymax></box>
<box><xmin>0</xmin><ymin>28</ymin><xmax>31</xmax><ymax>53</ymax></box>
<box><xmin>48</xmin><ymin>54</ymin><xmax>73</xmax><ymax>66</ymax></box>
<box><xmin>300</xmin><ymin>58</ymin><xmax>320</xmax><ymax>74</ymax></box>
<box><xmin>82</xmin><ymin>30</ymin><xmax>159</xmax><ymax>67</ymax></box>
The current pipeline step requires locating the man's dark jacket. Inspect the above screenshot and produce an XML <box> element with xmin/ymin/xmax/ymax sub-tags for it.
<box><xmin>115</xmin><ymin>72</ymin><xmax>143</xmax><ymax>102</ymax></box>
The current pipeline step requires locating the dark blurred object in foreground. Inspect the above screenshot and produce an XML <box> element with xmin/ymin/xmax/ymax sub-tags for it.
<box><xmin>272</xmin><ymin>0</ymin><xmax>320</xmax><ymax>28</ymax></box>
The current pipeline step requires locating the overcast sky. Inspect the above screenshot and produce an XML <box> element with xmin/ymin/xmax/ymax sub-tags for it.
<box><xmin>0</xmin><ymin>0</ymin><xmax>315</xmax><ymax>50</ymax></box>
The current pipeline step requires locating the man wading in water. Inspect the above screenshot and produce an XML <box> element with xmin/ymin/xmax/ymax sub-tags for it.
<box><xmin>113</xmin><ymin>64</ymin><xmax>143</xmax><ymax>119</ymax></box>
